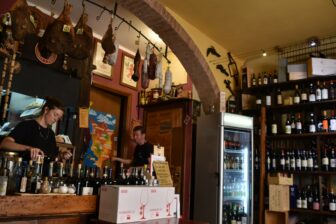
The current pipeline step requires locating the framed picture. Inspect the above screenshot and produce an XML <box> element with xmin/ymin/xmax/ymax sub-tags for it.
<box><xmin>93</xmin><ymin>40</ymin><xmax>113</xmax><ymax>79</ymax></box>
<box><xmin>120</xmin><ymin>54</ymin><xmax>138</xmax><ymax>89</ymax></box>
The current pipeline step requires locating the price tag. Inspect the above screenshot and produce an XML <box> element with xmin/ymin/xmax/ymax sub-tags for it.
<box><xmin>79</xmin><ymin>107</ymin><xmax>89</xmax><ymax>128</ymax></box>
<box><xmin>76</xmin><ymin>28</ymin><xmax>84</xmax><ymax>35</ymax></box>
<box><xmin>62</xmin><ymin>25</ymin><xmax>71</xmax><ymax>33</ymax></box>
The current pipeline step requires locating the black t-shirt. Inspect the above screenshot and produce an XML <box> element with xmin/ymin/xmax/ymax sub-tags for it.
<box><xmin>8</xmin><ymin>120</ymin><xmax>58</xmax><ymax>161</ymax></box>
<box><xmin>133</xmin><ymin>142</ymin><xmax>153</xmax><ymax>167</ymax></box>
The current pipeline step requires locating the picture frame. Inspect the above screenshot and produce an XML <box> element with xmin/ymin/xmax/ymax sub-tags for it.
<box><xmin>92</xmin><ymin>39</ymin><xmax>113</xmax><ymax>79</ymax></box>
<box><xmin>120</xmin><ymin>54</ymin><xmax>138</xmax><ymax>89</ymax></box>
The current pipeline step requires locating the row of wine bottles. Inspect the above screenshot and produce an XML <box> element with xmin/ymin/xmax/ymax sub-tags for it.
<box><xmin>251</xmin><ymin>71</ymin><xmax>278</xmax><ymax>87</ymax></box>
<box><xmin>223</xmin><ymin>202</ymin><xmax>248</xmax><ymax>224</ymax></box>
<box><xmin>270</xmin><ymin>110</ymin><xmax>336</xmax><ymax>135</ymax></box>
<box><xmin>255</xmin><ymin>81</ymin><xmax>336</xmax><ymax>107</ymax></box>
<box><xmin>0</xmin><ymin>156</ymin><xmax>158</xmax><ymax>196</ymax></box>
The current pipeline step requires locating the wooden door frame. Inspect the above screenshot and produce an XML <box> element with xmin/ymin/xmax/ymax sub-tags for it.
<box><xmin>91</xmin><ymin>80</ymin><xmax>133</xmax><ymax>158</ymax></box>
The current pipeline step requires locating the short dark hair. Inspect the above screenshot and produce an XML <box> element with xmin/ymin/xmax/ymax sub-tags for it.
<box><xmin>40</xmin><ymin>96</ymin><xmax>64</xmax><ymax>115</ymax></box>
<box><xmin>133</xmin><ymin>125</ymin><xmax>145</xmax><ymax>134</ymax></box>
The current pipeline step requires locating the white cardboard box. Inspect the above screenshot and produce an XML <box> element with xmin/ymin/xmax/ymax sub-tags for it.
<box><xmin>99</xmin><ymin>186</ymin><xmax>179</xmax><ymax>223</ymax></box>
<box><xmin>287</xmin><ymin>64</ymin><xmax>307</xmax><ymax>80</ymax></box>
<box><xmin>308</xmin><ymin>58</ymin><xmax>336</xmax><ymax>76</ymax></box>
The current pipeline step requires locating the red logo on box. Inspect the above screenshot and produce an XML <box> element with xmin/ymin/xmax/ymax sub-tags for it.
<box><xmin>121</xmin><ymin>190</ymin><xmax>128</xmax><ymax>193</ymax></box>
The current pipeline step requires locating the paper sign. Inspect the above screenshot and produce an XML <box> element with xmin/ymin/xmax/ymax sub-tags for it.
<box><xmin>79</xmin><ymin>107</ymin><xmax>89</xmax><ymax>128</ymax></box>
<box><xmin>154</xmin><ymin>145</ymin><xmax>165</xmax><ymax>156</ymax></box>
<box><xmin>153</xmin><ymin>161</ymin><xmax>173</xmax><ymax>187</ymax></box>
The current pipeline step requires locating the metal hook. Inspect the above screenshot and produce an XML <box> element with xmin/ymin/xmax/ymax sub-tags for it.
<box><xmin>115</xmin><ymin>19</ymin><xmax>124</xmax><ymax>31</ymax></box>
<box><xmin>96</xmin><ymin>6</ymin><xmax>106</xmax><ymax>21</ymax></box>
<box><xmin>128</xmin><ymin>20</ymin><xmax>132</xmax><ymax>32</ymax></box>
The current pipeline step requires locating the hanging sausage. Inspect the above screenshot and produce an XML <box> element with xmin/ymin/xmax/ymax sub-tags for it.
<box><xmin>132</xmin><ymin>49</ymin><xmax>141</xmax><ymax>82</ymax></box>
<box><xmin>155</xmin><ymin>52</ymin><xmax>163</xmax><ymax>88</ymax></box>
<box><xmin>101</xmin><ymin>17</ymin><xmax>116</xmax><ymax>63</ymax></box>
<box><xmin>148</xmin><ymin>50</ymin><xmax>157</xmax><ymax>80</ymax></box>
<box><xmin>141</xmin><ymin>43</ymin><xmax>151</xmax><ymax>89</ymax></box>
<box><xmin>38</xmin><ymin>0</ymin><xmax>75</xmax><ymax>57</ymax></box>
<box><xmin>68</xmin><ymin>7</ymin><xmax>93</xmax><ymax>60</ymax></box>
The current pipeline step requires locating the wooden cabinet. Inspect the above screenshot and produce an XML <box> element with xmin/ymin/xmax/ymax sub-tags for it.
<box><xmin>141</xmin><ymin>99</ymin><xmax>199</xmax><ymax>219</ymax></box>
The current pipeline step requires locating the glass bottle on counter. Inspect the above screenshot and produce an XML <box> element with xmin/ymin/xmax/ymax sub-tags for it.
<box><xmin>26</xmin><ymin>160</ymin><xmax>33</xmax><ymax>193</ymax></box>
<box><xmin>14</xmin><ymin>157</ymin><xmax>23</xmax><ymax>193</ymax></box>
<box><xmin>75</xmin><ymin>163</ymin><xmax>82</xmax><ymax>195</ymax></box>
<box><xmin>30</xmin><ymin>156</ymin><xmax>42</xmax><ymax>194</ymax></box>
<box><xmin>108</xmin><ymin>167</ymin><xmax>114</xmax><ymax>185</ymax></box>
<box><xmin>0</xmin><ymin>157</ymin><xmax>8</xmax><ymax>196</ymax></box>
<box><xmin>101</xmin><ymin>166</ymin><xmax>109</xmax><ymax>185</ymax></box>
<box><xmin>81</xmin><ymin>167</ymin><xmax>93</xmax><ymax>195</ymax></box>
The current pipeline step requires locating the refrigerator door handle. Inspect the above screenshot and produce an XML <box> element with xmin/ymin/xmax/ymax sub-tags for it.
<box><xmin>214</xmin><ymin>172</ymin><xmax>219</xmax><ymax>187</ymax></box>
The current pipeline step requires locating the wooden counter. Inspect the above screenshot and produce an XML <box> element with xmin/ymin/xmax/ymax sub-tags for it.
<box><xmin>0</xmin><ymin>195</ymin><xmax>97</xmax><ymax>223</ymax></box>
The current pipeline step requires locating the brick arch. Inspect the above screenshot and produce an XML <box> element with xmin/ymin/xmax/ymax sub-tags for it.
<box><xmin>119</xmin><ymin>0</ymin><xmax>220</xmax><ymax>110</ymax></box>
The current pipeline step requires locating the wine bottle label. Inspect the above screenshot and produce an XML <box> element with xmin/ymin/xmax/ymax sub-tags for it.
<box><xmin>273</xmin><ymin>79</ymin><xmax>278</xmax><ymax>83</ymax></box>
<box><xmin>308</xmin><ymin>158</ymin><xmax>314</xmax><ymax>168</ymax></box>
<box><xmin>36</xmin><ymin>181</ymin><xmax>41</xmax><ymax>191</ymax></box>
<box><xmin>322</xmin><ymin>89</ymin><xmax>329</xmax><ymax>99</ymax></box>
<box><xmin>291</xmin><ymin>159</ymin><xmax>296</xmax><ymax>168</ymax></box>
<box><xmin>309</xmin><ymin>124</ymin><xmax>316</xmax><ymax>133</ymax></box>
<box><xmin>313</xmin><ymin>202</ymin><xmax>320</xmax><ymax>210</ymax></box>
<box><xmin>296</xmin><ymin>159</ymin><xmax>301</xmax><ymax>168</ymax></box>
<box><xmin>280</xmin><ymin>158</ymin><xmax>285</xmax><ymax>166</ymax></box>
<box><xmin>301</xmin><ymin>93</ymin><xmax>308</xmax><ymax>101</ymax></box>
<box><xmin>309</xmin><ymin>94</ymin><xmax>316</xmax><ymax>102</ymax></box>
<box><xmin>266</xmin><ymin>96</ymin><xmax>271</xmax><ymax>106</ymax></box>
<box><xmin>263</xmin><ymin>78</ymin><xmax>268</xmax><ymax>85</ymax></box>
<box><xmin>271</xmin><ymin>124</ymin><xmax>277</xmax><ymax>134</ymax></box>
<box><xmin>302</xmin><ymin>199</ymin><xmax>308</xmax><ymax>208</ymax></box>
<box><xmin>82</xmin><ymin>187</ymin><xmax>91</xmax><ymax>196</ymax></box>
<box><xmin>252</xmin><ymin>80</ymin><xmax>256</xmax><ymax>86</ymax></box>
<box><xmin>323</xmin><ymin>157</ymin><xmax>329</xmax><ymax>165</ymax></box>
<box><xmin>296</xmin><ymin>199</ymin><xmax>302</xmax><ymax>208</ymax></box>
<box><xmin>296</xmin><ymin>122</ymin><xmax>302</xmax><ymax>130</ymax></box>
<box><xmin>330</xmin><ymin>202</ymin><xmax>336</xmax><ymax>211</ymax></box>
<box><xmin>294</xmin><ymin>96</ymin><xmax>300</xmax><ymax>104</ymax></box>
<box><xmin>330</xmin><ymin>119</ymin><xmax>336</xmax><ymax>131</ymax></box>
<box><xmin>302</xmin><ymin>160</ymin><xmax>308</xmax><ymax>168</ymax></box>
<box><xmin>258</xmin><ymin>79</ymin><xmax>262</xmax><ymax>85</ymax></box>
<box><xmin>20</xmin><ymin>177</ymin><xmax>27</xmax><ymax>193</ymax></box>
<box><xmin>256</xmin><ymin>99</ymin><xmax>262</xmax><ymax>105</ymax></box>
<box><xmin>323</xmin><ymin>120</ymin><xmax>329</xmax><ymax>130</ymax></box>
<box><xmin>285</xmin><ymin>125</ymin><xmax>291</xmax><ymax>134</ymax></box>
<box><xmin>272</xmin><ymin>159</ymin><xmax>276</xmax><ymax>168</ymax></box>
<box><xmin>331</xmin><ymin>159</ymin><xmax>336</xmax><ymax>168</ymax></box>
<box><xmin>277</xmin><ymin>95</ymin><xmax>282</xmax><ymax>104</ymax></box>
<box><xmin>316</xmin><ymin>89</ymin><xmax>322</xmax><ymax>100</ymax></box>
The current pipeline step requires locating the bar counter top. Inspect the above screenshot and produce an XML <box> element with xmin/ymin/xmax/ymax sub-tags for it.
<box><xmin>0</xmin><ymin>195</ymin><xmax>97</xmax><ymax>223</ymax></box>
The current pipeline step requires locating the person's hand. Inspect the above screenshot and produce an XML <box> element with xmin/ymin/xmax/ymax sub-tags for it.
<box><xmin>27</xmin><ymin>147</ymin><xmax>44</xmax><ymax>160</ymax></box>
<box><xmin>61</xmin><ymin>150</ymin><xmax>72</xmax><ymax>160</ymax></box>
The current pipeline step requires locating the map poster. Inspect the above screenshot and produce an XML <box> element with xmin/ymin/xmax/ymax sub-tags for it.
<box><xmin>83</xmin><ymin>109</ymin><xmax>116</xmax><ymax>169</ymax></box>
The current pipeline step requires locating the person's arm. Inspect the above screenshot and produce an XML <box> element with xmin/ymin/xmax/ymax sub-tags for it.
<box><xmin>111</xmin><ymin>156</ymin><xmax>132</xmax><ymax>165</ymax></box>
<box><xmin>0</xmin><ymin>137</ymin><xmax>44</xmax><ymax>159</ymax></box>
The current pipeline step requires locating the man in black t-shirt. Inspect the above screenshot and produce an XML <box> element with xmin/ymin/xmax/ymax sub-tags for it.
<box><xmin>112</xmin><ymin>126</ymin><xmax>153</xmax><ymax>167</ymax></box>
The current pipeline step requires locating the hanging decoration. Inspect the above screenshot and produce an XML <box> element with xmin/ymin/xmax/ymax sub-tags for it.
<box><xmin>141</xmin><ymin>43</ymin><xmax>151</xmax><ymax>89</ymax></box>
<box><xmin>156</xmin><ymin>52</ymin><xmax>163</xmax><ymax>88</ymax></box>
<box><xmin>227</xmin><ymin>52</ymin><xmax>239</xmax><ymax>88</ymax></box>
<box><xmin>148</xmin><ymin>48</ymin><xmax>157</xmax><ymax>80</ymax></box>
<box><xmin>163</xmin><ymin>66</ymin><xmax>172</xmax><ymax>95</ymax></box>
<box><xmin>101</xmin><ymin>15</ymin><xmax>116</xmax><ymax>64</ymax></box>
<box><xmin>206</xmin><ymin>46</ymin><xmax>221</xmax><ymax>57</ymax></box>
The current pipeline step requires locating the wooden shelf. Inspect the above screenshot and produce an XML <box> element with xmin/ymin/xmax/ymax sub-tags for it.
<box><xmin>241</xmin><ymin>75</ymin><xmax>336</xmax><ymax>94</ymax></box>
<box><xmin>267</xmin><ymin>99</ymin><xmax>336</xmax><ymax>111</ymax></box>
<box><xmin>268</xmin><ymin>171</ymin><xmax>336</xmax><ymax>175</ymax></box>
<box><xmin>290</xmin><ymin>208</ymin><xmax>336</xmax><ymax>216</ymax></box>
<box><xmin>267</xmin><ymin>132</ymin><xmax>336</xmax><ymax>139</ymax></box>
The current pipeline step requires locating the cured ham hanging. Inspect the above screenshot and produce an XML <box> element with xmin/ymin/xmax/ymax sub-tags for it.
<box><xmin>101</xmin><ymin>18</ymin><xmax>116</xmax><ymax>63</ymax></box>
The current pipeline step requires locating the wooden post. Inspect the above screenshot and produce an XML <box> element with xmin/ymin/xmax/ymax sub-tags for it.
<box><xmin>259</xmin><ymin>106</ymin><xmax>266</xmax><ymax>224</ymax></box>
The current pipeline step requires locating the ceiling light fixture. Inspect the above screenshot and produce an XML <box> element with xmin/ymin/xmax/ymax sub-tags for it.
<box><xmin>308</xmin><ymin>37</ymin><xmax>320</xmax><ymax>47</ymax></box>
<box><xmin>262</xmin><ymin>50</ymin><xmax>267</xmax><ymax>57</ymax></box>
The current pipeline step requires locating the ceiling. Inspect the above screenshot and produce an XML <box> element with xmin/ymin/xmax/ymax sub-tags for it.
<box><xmin>158</xmin><ymin>0</ymin><xmax>336</xmax><ymax>59</ymax></box>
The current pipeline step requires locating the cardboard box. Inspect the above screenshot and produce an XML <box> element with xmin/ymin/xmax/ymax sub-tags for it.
<box><xmin>287</xmin><ymin>64</ymin><xmax>307</xmax><ymax>80</ymax></box>
<box><xmin>307</xmin><ymin>58</ymin><xmax>336</xmax><ymax>76</ymax></box>
<box><xmin>268</xmin><ymin>173</ymin><xmax>293</xmax><ymax>186</ymax></box>
<box><xmin>269</xmin><ymin>185</ymin><xmax>290</xmax><ymax>212</ymax></box>
<box><xmin>99</xmin><ymin>186</ymin><xmax>179</xmax><ymax>223</ymax></box>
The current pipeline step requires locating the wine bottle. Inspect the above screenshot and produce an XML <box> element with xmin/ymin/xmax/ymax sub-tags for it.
<box><xmin>296</xmin><ymin>190</ymin><xmax>302</xmax><ymax>208</ymax></box>
<box><xmin>330</xmin><ymin>147</ymin><xmax>336</xmax><ymax>171</ymax></box>
<box><xmin>301</xmin><ymin>150</ymin><xmax>308</xmax><ymax>171</ymax></box>
<box><xmin>75</xmin><ymin>163</ymin><xmax>82</xmax><ymax>195</ymax></box>
<box><xmin>251</xmin><ymin>74</ymin><xmax>256</xmax><ymax>87</ymax></box>
<box><xmin>101</xmin><ymin>166</ymin><xmax>109</xmax><ymax>185</ymax></box>
<box><xmin>308</xmin><ymin>113</ymin><xmax>316</xmax><ymax>133</ymax></box>
<box><xmin>30</xmin><ymin>156</ymin><xmax>43</xmax><ymax>194</ymax></box>
<box><xmin>93</xmin><ymin>167</ymin><xmax>101</xmax><ymax>195</ymax></box>
<box><xmin>296</xmin><ymin>151</ymin><xmax>302</xmax><ymax>171</ymax></box>
<box><xmin>285</xmin><ymin>114</ymin><xmax>292</xmax><ymax>134</ymax></box>
<box><xmin>330</xmin><ymin>110</ymin><xmax>336</xmax><ymax>132</ymax></box>
<box><xmin>307</xmin><ymin>185</ymin><xmax>314</xmax><ymax>209</ymax></box>
<box><xmin>330</xmin><ymin>81</ymin><xmax>335</xmax><ymax>100</ymax></box>
<box><xmin>301</xmin><ymin>84</ymin><xmax>308</xmax><ymax>103</ymax></box>
<box><xmin>256</xmin><ymin>95</ymin><xmax>262</xmax><ymax>107</ymax></box>
<box><xmin>273</xmin><ymin>70</ymin><xmax>278</xmax><ymax>83</ymax></box>
<box><xmin>301</xmin><ymin>189</ymin><xmax>308</xmax><ymax>209</ymax></box>
<box><xmin>26</xmin><ymin>160</ymin><xmax>33</xmax><ymax>193</ymax></box>
<box><xmin>290</xmin><ymin>114</ymin><xmax>296</xmax><ymax>133</ymax></box>
<box><xmin>14</xmin><ymin>157</ymin><xmax>23</xmax><ymax>193</ymax></box>
<box><xmin>81</xmin><ymin>167</ymin><xmax>92</xmax><ymax>195</ymax></box>
<box><xmin>322</xmin><ymin>81</ymin><xmax>329</xmax><ymax>100</ymax></box>
<box><xmin>19</xmin><ymin>163</ymin><xmax>28</xmax><ymax>193</ymax></box>
<box><xmin>330</xmin><ymin>190</ymin><xmax>336</xmax><ymax>211</ymax></box>
<box><xmin>294</xmin><ymin>84</ymin><xmax>301</xmax><ymax>104</ymax></box>
<box><xmin>313</xmin><ymin>188</ymin><xmax>320</xmax><ymax>210</ymax></box>
<box><xmin>307</xmin><ymin>150</ymin><xmax>314</xmax><ymax>171</ymax></box>
<box><xmin>276</xmin><ymin>89</ymin><xmax>283</xmax><ymax>105</ymax></box>
<box><xmin>108</xmin><ymin>167</ymin><xmax>115</xmax><ymax>185</ymax></box>
<box><xmin>308</xmin><ymin>83</ymin><xmax>316</xmax><ymax>102</ymax></box>
<box><xmin>322</xmin><ymin>147</ymin><xmax>329</xmax><ymax>171</ymax></box>
<box><xmin>263</xmin><ymin>72</ymin><xmax>268</xmax><ymax>85</ymax></box>
<box><xmin>296</xmin><ymin>113</ymin><xmax>303</xmax><ymax>134</ymax></box>
<box><xmin>271</xmin><ymin>116</ymin><xmax>277</xmax><ymax>135</ymax></box>
<box><xmin>285</xmin><ymin>151</ymin><xmax>291</xmax><ymax>171</ymax></box>
<box><xmin>0</xmin><ymin>157</ymin><xmax>8</xmax><ymax>196</ymax></box>
<box><xmin>290</xmin><ymin>151</ymin><xmax>296</xmax><ymax>171</ymax></box>
<box><xmin>316</xmin><ymin>81</ymin><xmax>322</xmax><ymax>101</ymax></box>
<box><xmin>272</xmin><ymin>152</ymin><xmax>277</xmax><ymax>171</ymax></box>
<box><xmin>257</xmin><ymin>73</ymin><xmax>262</xmax><ymax>86</ymax></box>
<box><xmin>265</xmin><ymin>92</ymin><xmax>272</xmax><ymax>107</ymax></box>
<box><xmin>321</xmin><ymin>110</ymin><xmax>329</xmax><ymax>132</ymax></box>
<box><xmin>280</xmin><ymin>150</ymin><xmax>285</xmax><ymax>171</ymax></box>
<box><xmin>268</xmin><ymin>72</ymin><xmax>273</xmax><ymax>84</ymax></box>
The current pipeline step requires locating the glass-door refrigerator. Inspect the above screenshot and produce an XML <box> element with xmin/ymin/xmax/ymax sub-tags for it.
<box><xmin>193</xmin><ymin>113</ymin><xmax>253</xmax><ymax>224</ymax></box>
